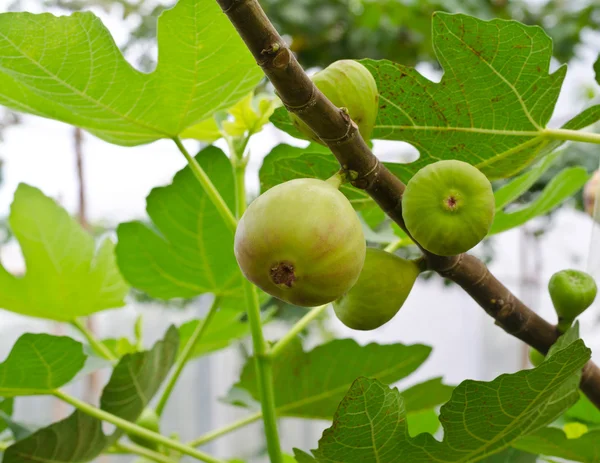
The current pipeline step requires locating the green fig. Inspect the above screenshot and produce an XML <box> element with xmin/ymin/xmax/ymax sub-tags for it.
<box><xmin>234</xmin><ymin>178</ymin><xmax>366</xmax><ymax>307</ymax></box>
<box><xmin>402</xmin><ymin>160</ymin><xmax>495</xmax><ymax>256</ymax></box>
<box><xmin>548</xmin><ymin>269</ymin><xmax>597</xmax><ymax>331</ymax></box>
<box><xmin>291</xmin><ymin>60</ymin><xmax>379</xmax><ymax>143</ymax></box>
<box><xmin>333</xmin><ymin>248</ymin><xmax>420</xmax><ymax>330</ymax></box>
<box><xmin>528</xmin><ymin>347</ymin><xmax>545</xmax><ymax>367</ymax></box>
<box><xmin>127</xmin><ymin>408</ymin><xmax>160</xmax><ymax>450</ymax></box>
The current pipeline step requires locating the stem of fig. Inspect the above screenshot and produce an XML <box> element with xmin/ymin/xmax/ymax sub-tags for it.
<box><xmin>384</xmin><ymin>238</ymin><xmax>413</xmax><ymax>253</ymax></box>
<box><xmin>232</xmin><ymin>141</ymin><xmax>284</xmax><ymax>463</ymax></box>
<box><xmin>172</xmin><ymin>137</ymin><xmax>237</xmax><ymax>232</ymax></box>
<box><xmin>325</xmin><ymin>171</ymin><xmax>345</xmax><ymax>189</ymax></box>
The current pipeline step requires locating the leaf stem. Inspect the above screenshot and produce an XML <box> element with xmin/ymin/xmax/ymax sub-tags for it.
<box><xmin>188</xmin><ymin>411</ymin><xmax>263</xmax><ymax>447</ymax></box>
<box><xmin>172</xmin><ymin>137</ymin><xmax>237</xmax><ymax>232</ymax></box>
<box><xmin>52</xmin><ymin>390</ymin><xmax>225</xmax><ymax>463</ymax></box>
<box><xmin>156</xmin><ymin>296</ymin><xmax>221</xmax><ymax>416</ymax></box>
<box><xmin>270</xmin><ymin>304</ymin><xmax>329</xmax><ymax>358</ymax></box>
<box><xmin>71</xmin><ymin>318</ymin><xmax>117</xmax><ymax>362</ymax></box>
<box><xmin>232</xmin><ymin>138</ymin><xmax>284</xmax><ymax>463</ymax></box>
<box><xmin>110</xmin><ymin>441</ymin><xmax>178</xmax><ymax>463</ymax></box>
<box><xmin>543</xmin><ymin>128</ymin><xmax>600</xmax><ymax>145</ymax></box>
<box><xmin>384</xmin><ymin>238</ymin><xmax>413</xmax><ymax>253</ymax></box>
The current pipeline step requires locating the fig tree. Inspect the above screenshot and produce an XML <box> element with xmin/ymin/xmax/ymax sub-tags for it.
<box><xmin>548</xmin><ymin>269</ymin><xmax>597</xmax><ymax>331</ymax></box>
<box><xmin>333</xmin><ymin>248</ymin><xmax>420</xmax><ymax>330</ymax></box>
<box><xmin>127</xmin><ymin>408</ymin><xmax>160</xmax><ymax>450</ymax></box>
<box><xmin>291</xmin><ymin>60</ymin><xmax>379</xmax><ymax>143</ymax></box>
<box><xmin>234</xmin><ymin>178</ymin><xmax>366</xmax><ymax>307</ymax></box>
<box><xmin>402</xmin><ymin>160</ymin><xmax>495</xmax><ymax>256</ymax></box>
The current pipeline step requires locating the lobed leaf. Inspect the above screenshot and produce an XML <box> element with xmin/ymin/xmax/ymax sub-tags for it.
<box><xmin>0</xmin><ymin>184</ymin><xmax>128</xmax><ymax>321</ymax></box>
<box><xmin>0</xmin><ymin>0</ymin><xmax>262</xmax><ymax>146</ymax></box>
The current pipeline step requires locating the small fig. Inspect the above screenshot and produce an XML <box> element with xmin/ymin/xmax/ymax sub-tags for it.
<box><xmin>528</xmin><ymin>347</ymin><xmax>545</xmax><ymax>367</ymax></box>
<box><xmin>234</xmin><ymin>178</ymin><xmax>366</xmax><ymax>307</ymax></box>
<box><xmin>333</xmin><ymin>248</ymin><xmax>420</xmax><ymax>330</ymax></box>
<box><xmin>127</xmin><ymin>408</ymin><xmax>160</xmax><ymax>450</ymax></box>
<box><xmin>290</xmin><ymin>60</ymin><xmax>379</xmax><ymax>143</ymax></box>
<box><xmin>583</xmin><ymin>169</ymin><xmax>600</xmax><ymax>218</ymax></box>
<box><xmin>402</xmin><ymin>160</ymin><xmax>495</xmax><ymax>256</ymax></box>
<box><xmin>548</xmin><ymin>269</ymin><xmax>597</xmax><ymax>331</ymax></box>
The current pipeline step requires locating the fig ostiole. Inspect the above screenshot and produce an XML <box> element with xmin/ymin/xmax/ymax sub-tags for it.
<box><xmin>402</xmin><ymin>160</ymin><xmax>495</xmax><ymax>256</ymax></box>
<box><xmin>333</xmin><ymin>248</ymin><xmax>420</xmax><ymax>330</ymax></box>
<box><xmin>234</xmin><ymin>178</ymin><xmax>366</xmax><ymax>307</ymax></box>
<box><xmin>127</xmin><ymin>408</ymin><xmax>160</xmax><ymax>450</ymax></box>
<box><xmin>290</xmin><ymin>60</ymin><xmax>379</xmax><ymax>143</ymax></box>
<box><xmin>548</xmin><ymin>269</ymin><xmax>597</xmax><ymax>331</ymax></box>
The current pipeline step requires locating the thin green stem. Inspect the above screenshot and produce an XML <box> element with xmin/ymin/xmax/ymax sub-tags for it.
<box><xmin>325</xmin><ymin>170</ymin><xmax>345</xmax><ymax>189</ymax></box>
<box><xmin>188</xmin><ymin>411</ymin><xmax>263</xmax><ymax>447</ymax></box>
<box><xmin>53</xmin><ymin>390</ymin><xmax>225</xmax><ymax>463</ymax></box>
<box><xmin>270</xmin><ymin>304</ymin><xmax>329</xmax><ymax>358</ymax></box>
<box><xmin>172</xmin><ymin>137</ymin><xmax>237</xmax><ymax>232</ymax></box>
<box><xmin>110</xmin><ymin>441</ymin><xmax>177</xmax><ymax>463</ymax></box>
<box><xmin>384</xmin><ymin>238</ymin><xmax>413</xmax><ymax>253</ymax></box>
<box><xmin>0</xmin><ymin>441</ymin><xmax>11</xmax><ymax>451</ymax></box>
<box><xmin>543</xmin><ymin>128</ymin><xmax>600</xmax><ymax>145</ymax></box>
<box><xmin>232</xmin><ymin>137</ymin><xmax>283</xmax><ymax>463</ymax></box>
<box><xmin>71</xmin><ymin>318</ymin><xmax>117</xmax><ymax>362</ymax></box>
<box><xmin>156</xmin><ymin>296</ymin><xmax>221</xmax><ymax>416</ymax></box>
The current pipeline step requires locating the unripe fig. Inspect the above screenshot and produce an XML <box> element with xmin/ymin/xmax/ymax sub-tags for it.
<box><xmin>402</xmin><ymin>160</ymin><xmax>495</xmax><ymax>256</ymax></box>
<box><xmin>127</xmin><ymin>408</ymin><xmax>160</xmax><ymax>450</ymax></box>
<box><xmin>290</xmin><ymin>60</ymin><xmax>379</xmax><ymax>143</ymax></box>
<box><xmin>583</xmin><ymin>169</ymin><xmax>600</xmax><ymax>217</ymax></box>
<box><xmin>528</xmin><ymin>347</ymin><xmax>545</xmax><ymax>367</ymax></box>
<box><xmin>333</xmin><ymin>248</ymin><xmax>420</xmax><ymax>330</ymax></box>
<box><xmin>234</xmin><ymin>178</ymin><xmax>366</xmax><ymax>307</ymax></box>
<box><xmin>548</xmin><ymin>269</ymin><xmax>597</xmax><ymax>331</ymax></box>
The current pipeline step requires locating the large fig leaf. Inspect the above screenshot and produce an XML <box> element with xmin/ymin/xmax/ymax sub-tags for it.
<box><xmin>0</xmin><ymin>333</ymin><xmax>86</xmax><ymax>396</ymax></box>
<box><xmin>231</xmin><ymin>338</ymin><xmax>431</xmax><ymax>419</ymax></box>
<box><xmin>116</xmin><ymin>146</ymin><xmax>241</xmax><ymax>300</ymax></box>
<box><xmin>272</xmin><ymin>14</ymin><xmax>600</xmax><ymax>181</ymax></box>
<box><xmin>0</xmin><ymin>184</ymin><xmax>128</xmax><ymax>321</ymax></box>
<box><xmin>297</xmin><ymin>335</ymin><xmax>590</xmax><ymax>463</ymax></box>
<box><xmin>0</xmin><ymin>0</ymin><xmax>262</xmax><ymax>146</ymax></box>
<box><xmin>513</xmin><ymin>427</ymin><xmax>600</xmax><ymax>462</ymax></box>
<box><xmin>2</xmin><ymin>327</ymin><xmax>179</xmax><ymax>463</ymax></box>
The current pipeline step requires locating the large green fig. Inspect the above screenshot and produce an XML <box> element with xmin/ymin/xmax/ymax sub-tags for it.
<box><xmin>291</xmin><ymin>60</ymin><xmax>379</xmax><ymax>143</ymax></box>
<box><xmin>127</xmin><ymin>408</ymin><xmax>160</xmax><ymax>450</ymax></box>
<box><xmin>234</xmin><ymin>178</ymin><xmax>366</xmax><ymax>307</ymax></box>
<box><xmin>402</xmin><ymin>160</ymin><xmax>495</xmax><ymax>256</ymax></box>
<box><xmin>333</xmin><ymin>248</ymin><xmax>420</xmax><ymax>330</ymax></box>
<box><xmin>548</xmin><ymin>269</ymin><xmax>597</xmax><ymax>331</ymax></box>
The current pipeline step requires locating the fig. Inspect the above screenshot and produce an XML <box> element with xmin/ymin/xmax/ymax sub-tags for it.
<box><xmin>548</xmin><ymin>269</ymin><xmax>597</xmax><ymax>331</ymax></box>
<box><xmin>333</xmin><ymin>248</ymin><xmax>420</xmax><ymax>330</ymax></box>
<box><xmin>290</xmin><ymin>60</ymin><xmax>379</xmax><ymax>143</ymax></box>
<box><xmin>528</xmin><ymin>347</ymin><xmax>545</xmax><ymax>367</ymax></box>
<box><xmin>127</xmin><ymin>408</ymin><xmax>160</xmax><ymax>450</ymax></box>
<box><xmin>234</xmin><ymin>178</ymin><xmax>366</xmax><ymax>307</ymax></box>
<box><xmin>583</xmin><ymin>169</ymin><xmax>600</xmax><ymax>218</ymax></box>
<box><xmin>402</xmin><ymin>160</ymin><xmax>495</xmax><ymax>256</ymax></box>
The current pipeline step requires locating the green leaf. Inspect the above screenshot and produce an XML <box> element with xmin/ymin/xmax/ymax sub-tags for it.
<box><xmin>101</xmin><ymin>337</ymin><xmax>138</xmax><ymax>358</ymax></box>
<box><xmin>2</xmin><ymin>327</ymin><xmax>179</xmax><ymax>463</ymax></box>
<box><xmin>0</xmin><ymin>184</ymin><xmax>129</xmax><ymax>321</ymax></box>
<box><xmin>178</xmin><ymin>308</ymin><xmax>254</xmax><ymax>360</ymax></box>
<box><xmin>479</xmin><ymin>448</ymin><xmax>538</xmax><ymax>463</ymax></box>
<box><xmin>491</xmin><ymin>166</ymin><xmax>589</xmax><ymax>234</ymax></box>
<box><xmin>594</xmin><ymin>55</ymin><xmax>600</xmax><ymax>85</ymax></box>
<box><xmin>303</xmin><ymin>337</ymin><xmax>590</xmax><ymax>462</ymax></box>
<box><xmin>0</xmin><ymin>399</ymin><xmax>13</xmax><ymax>434</ymax></box>
<box><xmin>401</xmin><ymin>377</ymin><xmax>454</xmax><ymax>436</ymax></box>
<box><xmin>232</xmin><ymin>338</ymin><xmax>431</xmax><ymax>419</ymax></box>
<box><xmin>0</xmin><ymin>413</ymin><xmax>36</xmax><ymax>441</ymax></box>
<box><xmin>116</xmin><ymin>146</ymin><xmax>241</xmax><ymax>300</ymax></box>
<box><xmin>406</xmin><ymin>409</ymin><xmax>441</xmax><ymax>437</ymax></box>
<box><xmin>0</xmin><ymin>0</ymin><xmax>262</xmax><ymax>146</ymax></box>
<box><xmin>513</xmin><ymin>427</ymin><xmax>600</xmax><ymax>462</ymax></box>
<box><xmin>0</xmin><ymin>334</ymin><xmax>86</xmax><ymax>396</ymax></box>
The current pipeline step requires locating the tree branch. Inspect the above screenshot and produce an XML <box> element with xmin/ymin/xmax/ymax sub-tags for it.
<box><xmin>216</xmin><ymin>0</ymin><xmax>600</xmax><ymax>409</ymax></box>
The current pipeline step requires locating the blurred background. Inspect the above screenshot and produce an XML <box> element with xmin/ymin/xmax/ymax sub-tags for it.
<box><xmin>0</xmin><ymin>0</ymin><xmax>599</xmax><ymax>461</ymax></box>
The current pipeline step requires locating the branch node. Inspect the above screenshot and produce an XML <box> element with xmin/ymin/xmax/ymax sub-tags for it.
<box><xmin>283</xmin><ymin>86</ymin><xmax>318</xmax><ymax>113</ymax></box>
<box><xmin>218</xmin><ymin>0</ymin><xmax>249</xmax><ymax>14</ymax></box>
<box><xmin>351</xmin><ymin>158</ymin><xmax>380</xmax><ymax>189</ymax></box>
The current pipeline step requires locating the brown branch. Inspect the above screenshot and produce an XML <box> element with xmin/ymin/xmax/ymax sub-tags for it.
<box><xmin>216</xmin><ymin>0</ymin><xmax>600</xmax><ymax>409</ymax></box>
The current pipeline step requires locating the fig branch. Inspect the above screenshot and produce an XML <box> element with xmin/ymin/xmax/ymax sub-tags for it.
<box><xmin>216</xmin><ymin>0</ymin><xmax>600</xmax><ymax>409</ymax></box>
